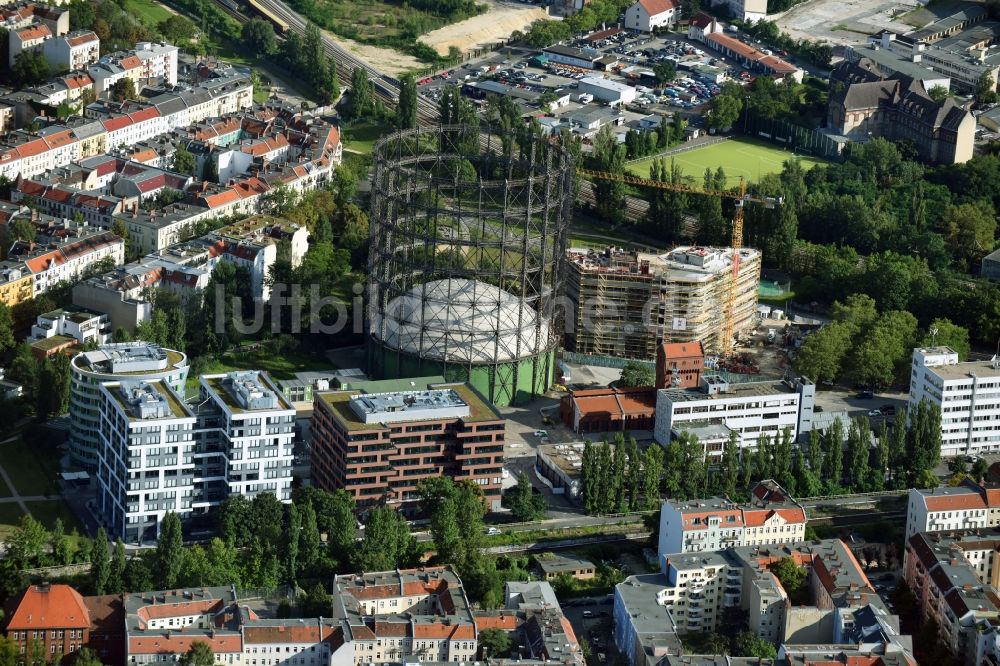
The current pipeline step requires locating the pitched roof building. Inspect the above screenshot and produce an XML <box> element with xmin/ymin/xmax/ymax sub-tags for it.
<box><xmin>827</xmin><ymin>58</ymin><xmax>975</xmax><ymax>164</ymax></box>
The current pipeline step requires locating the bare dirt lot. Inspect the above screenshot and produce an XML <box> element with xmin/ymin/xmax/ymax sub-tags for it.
<box><xmin>774</xmin><ymin>0</ymin><xmax>925</xmax><ymax>45</ymax></box>
<box><xmin>420</xmin><ymin>0</ymin><xmax>550</xmax><ymax>56</ymax></box>
<box><xmin>322</xmin><ymin>30</ymin><xmax>424</xmax><ymax>77</ymax></box>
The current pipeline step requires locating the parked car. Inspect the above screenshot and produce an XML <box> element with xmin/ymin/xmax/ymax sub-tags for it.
<box><xmin>583</xmin><ymin>610</ymin><xmax>594</xmax><ymax>618</ymax></box>
<box><xmin>857</xmin><ymin>389</ymin><xmax>874</xmax><ymax>399</ymax></box>
<box><xmin>486</xmin><ymin>527</ymin><xmax>501</xmax><ymax>536</ymax></box>
<box><xmin>867</xmin><ymin>409</ymin><xmax>882</xmax><ymax>417</ymax></box>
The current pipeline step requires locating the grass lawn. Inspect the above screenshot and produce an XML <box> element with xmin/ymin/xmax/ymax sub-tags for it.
<box><xmin>343</xmin><ymin>121</ymin><xmax>391</xmax><ymax>155</ymax></box>
<box><xmin>0</xmin><ymin>436</ymin><xmax>60</xmax><ymax>497</ymax></box>
<box><xmin>625</xmin><ymin>138</ymin><xmax>829</xmax><ymax>187</ymax></box>
<box><xmin>0</xmin><ymin>503</ymin><xmax>24</xmax><ymax>541</ymax></box>
<box><xmin>124</xmin><ymin>0</ymin><xmax>173</xmax><ymax>26</ymax></box>
<box><xmin>25</xmin><ymin>500</ymin><xmax>84</xmax><ymax>533</ymax></box>
<box><xmin>186</xmin><ymin>347</ymin><xmax>337</xmax><ymax>393</ymax></box>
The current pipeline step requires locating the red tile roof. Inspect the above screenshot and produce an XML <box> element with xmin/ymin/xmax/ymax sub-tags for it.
<box><xmin>6</xmin><ymin>585</ymin><xmax>90</xmax><ymax>630</ymax></box>
<box><xmin>128</xmin><ymin>107</ymin><xmax>160</xmax><ymax>123</ymax></box>
<box><xmin>412</xmin><ymin>622</ymin><xmax>475</xmax><ymax>640</ymax></box>
<box><xmin>244</xmin><ymin>624</ymin><xmax>331</xmax><ymax>644</ymax></box>
<box><xmin>923</xmin><ymin>492</ymin><xmax>986</xmax><ymax>512</ymax></box>
<box><xmin>15</xmin><ymin>24</ymin><xmax>50</xmax><ymax>41</ymax></box>
<box><xmin>119</xmin><ymin>55</ymin><xmax>142</xmax><ymax>70</ymax></box>
<box><xmin>66</xmin><ymin>31</ymin><xmax>98</xmax><ymax>46</ymax></box>
<box><xmin>103</xmin><ymin>116</ymin><xmax>133</xmax><ymax>133</ymax></box>
<box><xmin>689</xmin><ymin>11</ymin><xmax>714</xmax><ymax>29</ymax></box>
<box><xmin>743</xmin><ymin>507</ymin><xmax>807</xmax><ymax>527</ymax></box>
<box><xmin>128</xmin><ymin>634</ymin><xmax>242</xmax><ymax>655</ymax></box>
<box><xmin>637</xmin><ymin>0</ymin><xmax>676</xmax><ymax>16</ymax></box>
<box><xmin>135</xmin><ymin>599</ymin><xmax>223</xmax><ymax>626</ymax></box>
<box><xmin>473</xmin><ymin>614</ymin><xmax>518</xmax><ymax>631</ymax></box>
<box><xmin>16</xmin><ymin>139</ymin><xmax>48</xmax><ymax>158</ymax></box>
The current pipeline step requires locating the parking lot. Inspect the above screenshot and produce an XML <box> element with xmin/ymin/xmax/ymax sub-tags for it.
<box><xmin>417</xmin><ymin>28</ymin><xmax>767</xmax><ymax>133</ymax></box>
<box><xmin>561</xmin><ymin>595</ymin><xmax>618</xmax><ymax>663</ymax></box>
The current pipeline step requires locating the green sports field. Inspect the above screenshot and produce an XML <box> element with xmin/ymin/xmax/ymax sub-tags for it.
<box><xmin>625</xmin><ymin>138</ymin><xmax>829</xmax><ymax>187</ymax></box>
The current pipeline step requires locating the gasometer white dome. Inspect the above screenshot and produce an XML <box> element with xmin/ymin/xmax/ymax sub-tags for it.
<box><xmin>372</xmin><ymin>278</ymin><xmax>548</xmax><ymax>364</ymax></box>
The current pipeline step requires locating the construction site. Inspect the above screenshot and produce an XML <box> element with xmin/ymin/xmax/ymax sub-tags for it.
<box><xmin>563</xmin><ymin>245</ymin><xmax>762</xmax><ymax>360</ymax></box>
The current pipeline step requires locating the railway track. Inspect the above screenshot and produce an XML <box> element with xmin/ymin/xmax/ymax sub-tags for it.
<box><xmin>237</xmin><ymin>0</ymin><xmax>438</xmax><ymax>123</ymax></box>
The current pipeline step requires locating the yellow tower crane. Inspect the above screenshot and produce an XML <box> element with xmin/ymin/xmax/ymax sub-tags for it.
<box><xmin>577</xmin><ymin>168</ymin><xmax>782</xmax><ymax>357</ymax></box>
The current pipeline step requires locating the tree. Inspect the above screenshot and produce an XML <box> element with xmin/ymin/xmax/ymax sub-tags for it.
<box><xmin>793</xmin><ymin>321</ymin><xmax>852</xmax><ymax>382</ymax></box>
<box><xmin>108</xmin><ymin>539</ymin><xmax>126</xmax><ymax>594</ymax></box>
<box><xmin>619</xmin><ymin>361</ymin><xmax>654</xmax><ymax>387</ymax></box>
<box><xmin>653</xmin><ymin>61</ymin><xmax>676</xmax><ymax>84</ymax></box>
<box><xmin>179</xmin><ymin>641</ymin><xmax>214</xmax><ymax>666</ymax></box>
<box><xmin>504</xmin><ymin>473</ymin><xmax>546</xmax><ymax>522</ymax></box>
<box><xmin>173</xmin><ymin>148</ymin><xmax>197</xmax><ymax>176</ymax></box>
<box><xmin>922</xmin><ymin>318</ymin><xmax>970</xmax><ymax>360</ymax></box>
<box><xmin>849</xmin><ymin>310</ymin><xmax>918</xmax><ymax>388</ymax></box>
<box><xmin>769</xmin><ymin>557</ymin><xmax>807</xmax><ymax>600</ymax></box>
<box><xmin>110</xmin><ymin>78</ymin><xmax>137</xmax><ymax>103</ymax></box>
<box><xmin>707</xmin><ymin>84</ymin><xmax>743</xmax><ymax>130</ymax></box>
<box><xmin>973</xmin><ymin>457</ymin><xmax>990</xmax><ymax>481</ymax></box>
<box><xmin>350</xmin><ymin>67</ymin><xmax>373</xmax><ymax>119</ymax></box>
<box><xmin>0</xmin><ymin>302</ymin><xmax>13</xmax><ymax>353</ymax></box>
<box><xmin>731</xmin><ymin>630</ymin><xmax>777</xmax><ymax>659</ymax></box>
<box><xmin>398</xmin><ymin>74</ymin><xmax>418</xmax><ymax>130</ymax></box>
<box><xmin>298</xmin><ymin>501</ymin><xmax>321</xmax><ymax>572</ymax></box>
<box><xmin>845</xmin><ymin>417</ymin><xmax>871</xmax><ymax>491</ymax></box>
<box><xmin>641</xmin><ymin>444</ymin><xmax>664</xmax><ymax>509</ymax></box>
<box><xmin>73</xmin><ymin>649</ymin><xmax>104</xmax><ymax>666</ymax></box>
<box><xmin>12</xmin><ymin>50</ymin><xmax>49</xmax><ymax>86</ymax></box>
<box><xmin>355</xmin><ymin>506</ymin><xmax>415</xmax><ymax>571</ymax></box>
<box><xmin>36</xmin><ymin>353</ymin><xmax>72</xmax><ymax>419</ymax></box>
<box><xmin>478</xmin><ymin>628</ymin><xmax>512</xmax><ymax>659</ymax></box>
<box><xmin>157</xmin><ymin>15</ymin><xmax>196</xmax><ymax>44</ymax></box>
<box><xmin>976</xmin><ymin>71</ymin><xmax>998</xmax><ymax>105</ymax></box>
<box><xmin>299</xmin><ymin>581</ymin><xmax>331</xmax><ymax>617</ymax></box>
<box><xmin>943</xmin><ymin>200</ymin><xmax>996</xmax><ymax>268</ymax></box>
<box><xmin>927</xmin><ymin>85</ymin><xmax>949</xmax><ymax>101</ymax></box>
<box><xmin>155</xmin><ymin>512</ymin><xmax>184</xmax><ymax>589</ymax></box>
<box><xmin>90</xmin><ymin>527</ymin><xmax>110</xmax><ymax>593</ymax></box>
<box><xmin>241</xmin><ymin>18</ymin><xmax>277</xmax><ymax>55</ymax></box>
<box><xmin>0</xmin><ymin>635</ymin><xmax>18</xmax><ymax>666</ymax></box>
<box><xmin>284</xmin><ymin>503</ymin><xmax>301</xmax><ymax>583</ymax></box>
<box><xmin>8</xmin><ymin>515</ymin><xmax>47</xmax><ymax>567</ymax></box>
<box><xmin>592</xmin><ymin>124</ymin><xmax>628</xmax><ymax>224</ymax></box>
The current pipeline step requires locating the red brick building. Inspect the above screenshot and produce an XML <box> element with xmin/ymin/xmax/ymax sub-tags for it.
<box><xmin>3</xmin><ymin>584</ymin><xmax>91</xmax><ymax>663</ymax></box>
<box><xmin>655</xmin><ymin>341</ymin><xmax>704</xmax><ymax>389</ymax></box>
<box><xmin>311</xmin><ymin>383</ymin><xmax>505</xmax><ymax>514</ymax></box>
<box><xmin>558</xmin><ymin>387</ymin><xmax>657</xmax><ymax>434</ymax></box>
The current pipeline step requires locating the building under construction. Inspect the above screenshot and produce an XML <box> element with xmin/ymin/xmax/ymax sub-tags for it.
<box><xmin>564</xmin><ymin>245</ymin><xmax>761</xmax><ymax>358</ymax></box>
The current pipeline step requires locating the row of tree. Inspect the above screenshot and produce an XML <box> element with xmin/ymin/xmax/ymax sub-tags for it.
<box><xmin>580</xmin><ymin>435</ymin><xmax>664</xmax><ymax>515</ymax></box>
<box><xmin>578</xmin><ymin>400</ymin><xmax>942</xmax><ymax>515</ymax></box>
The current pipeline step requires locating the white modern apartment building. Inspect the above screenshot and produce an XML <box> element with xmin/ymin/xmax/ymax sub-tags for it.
<box><xmin>905</xmin><ymin>481</ymin><xmax>1000</xmax><ymax>540</ymax></box>
<box><xmin>657</xmin><ymin>480</ymin><xmax>807</xmax><ymax>557</ymax></box>
<box><xmin>69</xmin><ymin>342</ymin><xmax>190</xmax><ymax>472</ymax></box>
<box><xmin>96</xmin><ymin>378</ymin><xmax>197</xmax><ymax>544</ymax></box>
<box><xmin>94</xmin><ymin>368</ymin><xmax>294</xmax><ymax>542</ymax></box>
<box><xmin>28</xmin><ymin>307</ymin><xmax>110</xmax><ymax>347</ymax></box>
<box><xmin>133</xmin><ymin>42</ymin><xmax>178</xmax><ymax>86</ymax></box>
<box><xmin>196</xmin><ymin>371</ymin><xmax>296</xmax><ymax>503</ymax></box>
<box><xmin>654</xmin><ymin>375</ymin><xmax>816</xmax><ymax>449</ymax></box>
<box><xmin>908</xmin><ymin>346</ymin><xmax>1000</xmax><ymax>457</ymax></box>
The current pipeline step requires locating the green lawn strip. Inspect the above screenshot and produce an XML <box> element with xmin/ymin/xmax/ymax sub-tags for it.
<box><xmin>24</xmin><ymin>500</ymin><xmax>84</xmax><ymax>534</ymax></box>
<box><xmin>124</xmin><ymin>0</ymin><xmax>173</xmax><ymax>25</ymax></box>
<box><xmin>625</xmin><ymin>138</ymin><xmax>828</xmax><ymax>187</ymax></box>
<box><xmin>0</xmin><ymin>437</ymin><xmax>60</xmax><ymax>497</ymax></box>
<box><xmin>342</xmin><ymin>121</ymin><xmax>392</xmax><ymax>155</ymax></box>
<box><xmin>0</xmin><ymin>503</ymin><xmax>25</xmax><ymax>541</ymax></box>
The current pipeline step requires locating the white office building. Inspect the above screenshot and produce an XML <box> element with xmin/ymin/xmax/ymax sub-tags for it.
<box><xmin>908</xmin><ymin>346</ymin><xmax>1000</xmax><ymax>457</ymax></box>
<box><xmin>654</xmin><ymin>375</ymin><xmax>815</xmax><ymax>449</ymax></box>
<box><xmin>196</xmin><ymin>371</ymin><xmax>296</xmax><ymax>503</ymax></box>
<box><xmin>95</xmin><ymin>369</ymin><xmax>295</xmax><ymax>543</ymax></box>
<box><xmin>70</xmin><ymin>342</ymin><xmax>190</xmax><ymax>472</ymax></box>
<box><xmin>96</xmin><ymin>379</ymin><xmax>198</xmax><ymax>543</ymax></box>
<box><xmin>578</xmin><ymin>76</ymin><xmax>638</xmax><ymax>106</ymax></box>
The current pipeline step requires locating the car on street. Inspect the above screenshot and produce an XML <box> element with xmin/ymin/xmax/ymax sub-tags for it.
<box><xmin>868</xmin><ymin>409</ymin><xmax>882</xmax><ymax>417</ymax></box>
<box><xmin>583</xmin><ymin>610</ymin><xmax>594</xmax><ymax>618</ymax></box>
<box><xmin>857</xmin><ymin>389</ymin><xmax>874</xmax><ymax>399</ymax></box>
